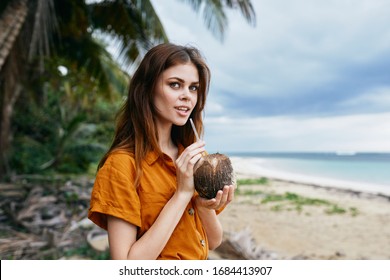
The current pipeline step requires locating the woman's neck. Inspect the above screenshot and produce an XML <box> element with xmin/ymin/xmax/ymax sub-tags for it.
<box><xmin>157</xmin><ymin>122</ymin><xmax>177</xmax><ymax>160</ymax></box>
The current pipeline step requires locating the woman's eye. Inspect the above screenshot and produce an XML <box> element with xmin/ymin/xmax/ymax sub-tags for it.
<box><xmin>169</xmin><ymin>82</ymin><xmax>180</xmax><ymax>89</ymax></box>
<box><xmin>189</xmin><ymin>85</ymin><xmax>199</xmax><ymax>92</ymax></box>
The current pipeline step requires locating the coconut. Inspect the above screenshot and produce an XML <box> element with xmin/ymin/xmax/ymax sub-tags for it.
<box><xmin>193</xmin><ymin>153</ymin><xmax>235</xmax><ymax>199</ymax></box>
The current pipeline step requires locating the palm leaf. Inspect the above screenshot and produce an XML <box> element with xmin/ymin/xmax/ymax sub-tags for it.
<box><xmin>201</xmin><ymin>0</ymin><xmax>227</xmax><ymax>41</ymax></box>
<box><xmin>88</xmin><ymin>0</ymin><xmax>167</xmax><ymax>66</ymax></box>
<box><xmin>223</xmin><ymin>0</ymin><xmax>256</xmax><ymax>25</ymax></box>
<box><xmin>178</xmin><ymin>0</ymin><xmax>256</xmax><ymax>41</ymax></box>
<box><xmin>27</xmin><ymin>0</ymin><xmax>59</xmax><ymax>71</ymax></box>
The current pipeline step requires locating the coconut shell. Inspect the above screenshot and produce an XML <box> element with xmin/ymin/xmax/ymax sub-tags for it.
<box><xmin>193</xmin><ymin>153</ymin><xmax>235</xmax><ymax>199</ymax></box>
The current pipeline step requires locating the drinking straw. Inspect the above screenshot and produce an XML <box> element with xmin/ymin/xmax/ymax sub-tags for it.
<box><xmin>190</xmin><ymin>118</ymin><xmax>207</xmax><ymax>157</ymax></box>
<box><xmin>189</xmin><ymin>118</ymin><xmax>200</xmax><ymax>141</ymax></box>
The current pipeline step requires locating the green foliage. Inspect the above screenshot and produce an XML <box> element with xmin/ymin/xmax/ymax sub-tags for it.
<box><xmin>262</xmin><ymin>192</ymin><xmax>330</xmax><ymax>206</ymax></box>
<box><xmin>10</xmin><ymin>136</ymin><xmax>53</xmax><ymax>174</ymax></box>
<box><xmin>237</xmin><ymin>177</ymin><xmax>269</xmax><ymax>186</ymax></box>
<box><xmin>325</xmin><ymin>205</ymin><xmax>347</xmax><ymax>215</ymax></box>
<box><xmin>261</xmin><ymin>191</ymin><xmax>358</xmax><ymax>216</ymax></box>
<box><xmin>236</xmin><ymin>177</ymin><xmax>269</xmax><ymax>195</ymax></box>
<box><xmin>349</xmin><ymin>207</ymin><xmax>359</xmax><ymax>217</ymax></box>
<box><xmin>10</xmin><ymin>58</ymin><xmax>125</xmax><ymax>175</ymax></box>
<box><xmin>63</xmin><ymin>244</ymin><xmax>110</xmax><ymax>260</ymax></box>
<box><xmin>235</xmin><ymin>177</ymin><xmax>359</xmax><ymax>216</ymax></box>
<box><xmin>236</xmin><ymin>188</ymin><xmax>264</xmax><ymax>196</ymax></box>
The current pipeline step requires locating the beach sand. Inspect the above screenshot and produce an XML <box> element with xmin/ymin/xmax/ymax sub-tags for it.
<box><xmin>210</xmin><ymin>157</ymin><xmax>390</xmax><ymax>260</ymax></box>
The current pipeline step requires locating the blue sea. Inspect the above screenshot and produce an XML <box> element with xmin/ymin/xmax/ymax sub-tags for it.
<box><xmin>227</xmin><ymin>152</ymin><xmax>390</xmax><ymax>189</ymax></box>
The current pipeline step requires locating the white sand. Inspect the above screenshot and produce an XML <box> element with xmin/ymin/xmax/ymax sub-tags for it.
<box><xmin>212</xmin><ymin>157</ymin><xmax>390</xmax><ymax>260</ymax></box>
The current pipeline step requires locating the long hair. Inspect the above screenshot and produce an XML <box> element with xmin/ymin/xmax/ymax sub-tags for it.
<box><xmin>98</xmin><ymin>43</ymin><xmax>211</xmax><ymax>187</ymax></box>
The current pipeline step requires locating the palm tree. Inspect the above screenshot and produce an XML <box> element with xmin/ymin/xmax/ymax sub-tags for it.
<box><xmin>0</xmin><ymin>0</ymin><xmax>166</xmax><ymax>177</ymax></box>
<box><xmin>0</xmin><ymin>0</ymin><xmax>256</xmax><ymax>178</ymax></box>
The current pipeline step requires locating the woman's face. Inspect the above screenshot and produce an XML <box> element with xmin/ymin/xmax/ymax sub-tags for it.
<box><xmin>153</xmin><ymin>62</ymin><xmax>199</xmax><ymax>128</ymax></box>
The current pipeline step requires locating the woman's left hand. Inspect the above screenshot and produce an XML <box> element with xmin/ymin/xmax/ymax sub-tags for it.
<box><xmin>195</xmin><ymin>185</ymin><xmax>235</xmax><ymax>211</ymax></box>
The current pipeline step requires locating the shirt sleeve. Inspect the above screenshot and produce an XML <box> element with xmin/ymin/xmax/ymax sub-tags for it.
<box><xmin>88</xmin><ymin>152</ymin><xmax>141</xmax><ymax>230</ymax></box>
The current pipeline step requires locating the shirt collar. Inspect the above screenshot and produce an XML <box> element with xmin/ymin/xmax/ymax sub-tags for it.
<box><xmin>145</xmin><ymin>144</ymin><xmax>185</xmax><ymax>166</ymax></box>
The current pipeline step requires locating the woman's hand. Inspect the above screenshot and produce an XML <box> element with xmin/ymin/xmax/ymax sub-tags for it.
<box><xmin>194</xmin><ymin>185</ymin><xmax>235</xmax><ymax>250</ymax></box>
<box><xmin>195</xmin><ymin>184</ymin><xmax>235</xmax><ymax>211</ymax></box>
<box><xmin>175</xmin><ymin>140</ymin><xmax>206</xmax><ymax>197</ymax></box>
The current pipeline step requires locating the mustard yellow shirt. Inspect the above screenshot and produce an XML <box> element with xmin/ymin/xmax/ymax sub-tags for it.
<box><xmin>88</xmin><ymin>147</ymin><xmax>212</xmax><ymax>259</ymax></box>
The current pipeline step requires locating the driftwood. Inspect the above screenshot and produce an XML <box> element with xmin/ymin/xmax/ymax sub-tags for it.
<box><xmin>212</xmin><ymin>227</ymin><xmax>348</xmax><ymax>260</ymax></box>
<box><xmin>0</xmin><ymin>176</ymin><xmax>100</xmax><ymax>259</ymax></box>
<box><xmin>213</xmin><ymin>228</ymin><xmax>278</xmax><ymax>260</ymax></box>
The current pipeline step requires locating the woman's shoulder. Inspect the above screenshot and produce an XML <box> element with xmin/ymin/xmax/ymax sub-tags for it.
<box><xmin>101</xmin><ymin>150</ymin><xmax>136</xmax><ymax>173</ymax></box>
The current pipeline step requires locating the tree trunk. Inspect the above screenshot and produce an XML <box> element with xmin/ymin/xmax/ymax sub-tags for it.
<box><xmin>0</xmin><ymin>0</ymin><xmax>28</xmax><ymax>179</ymax></box>
<box><xmin>0</xmin><ymin>53</ymin><xmax>22</xmax><ymax>179</ymax></box>
<box><xmin>0</xmin><ymin>0</ymin><xmax>28</xmax><ymax>71</ymax></box>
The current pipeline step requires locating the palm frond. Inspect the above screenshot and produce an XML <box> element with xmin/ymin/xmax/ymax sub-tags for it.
<box><xmin>178</xmin><ymin>0</ymin><xmax>256</xmax><ymax>41</ymax></box>
<box><xmin>223</xmin><ymin>0</ymin><xmax>256</xmax><ymax>26</ymax></box>
<box><xmin>179</xmin><ymin>0</ymin><xmax>203</xmax><ymax>11</ymax></box>
<box><xmin>99</xmin><ymin>49</ymin><xmax>130</xmax><ymax>96</ymax></box>
<box><xmin>132</xmin><ymin>0</ymin><xmax>168</xmax><ymax>40</ymax></box>
<box><xmin>28</xmin><ymin>0</ymin><xmax>59</xmax><ymax>72</ymax></box>
<box><xmin>202</xmin><ymin>0</ymin><xmax>227</xmax><ymax>41</ymax></box>
<box><xmin>88</xmin><ymin>0</ymin><xmax>167</xmax><ymax>68</ymax></box>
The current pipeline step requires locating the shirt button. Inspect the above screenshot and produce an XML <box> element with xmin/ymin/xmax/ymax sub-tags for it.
<box><xmin>200</xmin><ymin>239</ymin><xmax>206</xmax><ymax>247</ymax></box>
<box><xmin>188</xmin><ymin>208</ymin><xmax>195</xmax><ymax>215</ymax></box>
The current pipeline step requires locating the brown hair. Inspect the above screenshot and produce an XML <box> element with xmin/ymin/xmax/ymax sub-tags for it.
<box><xmin>98</xmin><ymin>43</ymin><xmax>211</xmax><ymax>187</ymax></box>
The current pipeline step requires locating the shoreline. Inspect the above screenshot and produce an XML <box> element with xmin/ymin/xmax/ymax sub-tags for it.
<box><xmin>230</xmin><ymin>156</ymin><xmax>390</xmax><ymax>197</ymax></box>
<box><xmin>211</xmin><ymin>156</ymin><xmax>390</xmax><ymax>260</ymax></box>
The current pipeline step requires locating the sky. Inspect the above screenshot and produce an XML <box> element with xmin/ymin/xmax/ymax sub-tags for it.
<box><xmin>150</xmin><ymin>0</ymin><xmax>390</xmax><ymax>153</ymax></box>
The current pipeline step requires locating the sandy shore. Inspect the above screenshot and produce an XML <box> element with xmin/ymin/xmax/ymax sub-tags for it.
<box><xmin>211</xmin><ymin>157</ymin><xmax>390</xmax><ymax>260</ymax></box>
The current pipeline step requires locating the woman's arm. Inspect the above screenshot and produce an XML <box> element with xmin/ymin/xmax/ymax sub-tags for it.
<box><xmin>107</xmin><ymin>141</ymin><xmax>206</xmax><ymax>259</ymax></box>
<box><xmin>107</xmin><ymin>191</ymin><xmax>192</xmax><ymax>259</ymax></box>
<box><xmin>195</xmin><ymin>185</ymin><xmax>235</xmax><ymax>250</ymax></box>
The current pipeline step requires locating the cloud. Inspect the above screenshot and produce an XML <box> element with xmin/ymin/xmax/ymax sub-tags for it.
<box><xmin>204</xmin><ymin>113</ymin><xmax>390</xmax><ymax>152</ymax></box>
<box><xmin>151</xmin><ymin>0</ymin><xmax>390</xmax><ymax>151</ymax></box>
<box><xmin>339</xmin><ymin>86</ymin><xmax>390</xmax><ymax>110</ymax></box>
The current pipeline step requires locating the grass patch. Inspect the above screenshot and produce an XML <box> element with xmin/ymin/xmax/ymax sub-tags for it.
<box><xmin>261</xmin><ymin>192</ymin><xmax>357</xmax><ymax>215</ymax></box>
<box><xmin>236</xmin><ymin>189</ymin><xmax>264</xmax><ymax>196</ymax></box>
<box><xmin>234</xmin><ymin>179</ymin><xmax>360</xmax><ymax>216</ymax></box>
<box><xmin>262</xmin><ymin>192</ymin><xmax>330</xmax><ymax>206</ymax></box>
<box><xmin>325</xmin><ymin>205</ymin><xmax>346</xmax><ymax>215</ymax></box>
<box><xmin>349</xmin><ymin>207</ymin><xmax>359</xmax><ymax>217</ymax></box>
<box><xmin>237</xmin><ymin>177</ymin><xmax>269</xmax><ymax>186</ymax></box>
<box><xmin>236</xmin><ymin>177</ymin><xmax>269</xmax><ymax>196</ymax></box>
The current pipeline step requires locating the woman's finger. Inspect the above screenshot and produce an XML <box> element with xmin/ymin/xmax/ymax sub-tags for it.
<box><xmin>226</xmin><ymin>185</ymin><xmax>235</xmax><ymax>204</ymax></box>
<box><xmin>176</xmin><ymin>141</ymin><xmax>205</xmax><ymax>167</ymax></box>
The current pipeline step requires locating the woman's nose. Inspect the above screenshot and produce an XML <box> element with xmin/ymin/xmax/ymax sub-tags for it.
<box><xmin>180</xmin><ymin>88</ymin><xmax>191</xmax><ymax>100</ymax></box>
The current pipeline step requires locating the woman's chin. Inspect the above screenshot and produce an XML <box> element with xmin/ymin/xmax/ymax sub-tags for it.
<box><xmin>173</xmin><ymin>118</ymin><xmax>190</xmax><ymax>127</ymax></box>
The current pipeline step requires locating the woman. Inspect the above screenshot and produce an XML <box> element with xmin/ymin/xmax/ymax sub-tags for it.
<box><xmin>88</xmin><ymin>43</ymin><xmax>234</xmax><ymax>260</ymax></box>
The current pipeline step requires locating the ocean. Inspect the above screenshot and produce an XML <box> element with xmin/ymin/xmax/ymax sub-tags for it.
<box><xmin>227</xmin><ymin>152</ymin><xmax>390</xmax><ymax>188</ymax></box>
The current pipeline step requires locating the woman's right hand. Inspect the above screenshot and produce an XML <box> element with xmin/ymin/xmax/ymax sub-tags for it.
<box><xmin>175</xmin><ymin>140</ymin><xmax>206</xmax><ymax>198</ymax></box>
